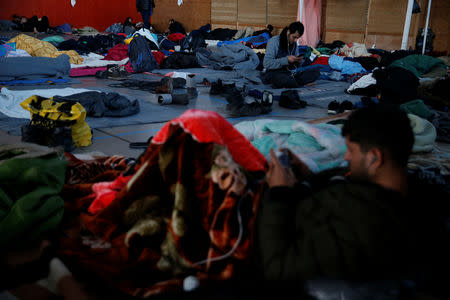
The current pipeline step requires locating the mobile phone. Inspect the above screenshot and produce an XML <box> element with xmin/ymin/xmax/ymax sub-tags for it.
<box><xmin>296</xmin><ymin>54</ymin><xmax>304</xmax><ymax>58</ymax></box>
<box><xmin>276</xmin><ymin>149</ymin><xmax>290</xmax><ymax>168</ymax></box>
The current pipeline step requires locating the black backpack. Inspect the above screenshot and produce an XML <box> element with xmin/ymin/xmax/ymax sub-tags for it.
<box><xmin>181</xmin><ymin>31</ymin><xmax>206</xmax><ymax>52</ymax></box>
<box><xmin>160</xmin><ymin>52</ymin><xmax>199</xmax><ymax>69</ymax></box>
<box><xmin>128</xmin><ymin>34</ymin><xmax>157</xmax><ymax>72</ymax></box>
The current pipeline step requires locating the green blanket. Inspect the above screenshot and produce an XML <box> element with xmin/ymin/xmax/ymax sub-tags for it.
<box><xmin>389</xmin><ymin>54</ymin><xmax>445</xmax><ymax>78</ymax></box>
<box><xmin>0</xmin><ymin>152</ymin><xmax>66</xmax><ymax>247</ymax></box>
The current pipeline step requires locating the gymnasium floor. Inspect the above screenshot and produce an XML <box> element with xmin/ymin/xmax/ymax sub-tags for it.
<box><xmin>0</xmin><ymin>71</ymin><xmax>361</xmax><ymax>159</ymax></box>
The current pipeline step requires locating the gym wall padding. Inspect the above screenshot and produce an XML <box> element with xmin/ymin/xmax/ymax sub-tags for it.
<box><xmin>0</xmin><ymin>0</ymin><xmax>141</xmax><ymax>32</ymax></box>
<box><xmin>0</xmin><ymin>0</ymin><xmax>211</xmax><ymax>33</ymax></box>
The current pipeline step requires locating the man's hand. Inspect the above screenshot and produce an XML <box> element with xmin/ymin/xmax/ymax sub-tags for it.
<box><xmin>282</xmin><ymin>148</ymin><xmax>312</xmax><ymax>182</ymax></box>
<box><xmin>287</xmin><ymin>55</ymin><xmax>303</xmax><ymax>64</ymax></box>
<box><xmin>266</xmin><ymin>148</ymin><xmax>297</xmax><ymax>188</ymax></box>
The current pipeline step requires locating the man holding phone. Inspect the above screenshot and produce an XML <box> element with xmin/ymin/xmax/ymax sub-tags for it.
<box><xmin>261</xmin><ymin>21</ymin><xmax>320</xmax><ymax>88</ymax></box>
<box><xmin>255</xmin><ymin>104</ymin><xmax>449</xmax><ymax>296</ymax></box>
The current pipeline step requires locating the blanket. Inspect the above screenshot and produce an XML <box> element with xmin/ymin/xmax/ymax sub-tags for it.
<box><xmin>8</xmin><ymin>34</ymin><xmax>83</xmax><ymax>64</ymax></box>
<box><xmin>389</xmin><ymin>54</ymin><xmax>446</xmax><ymax>78</ymax></box>
<box><xmin>0</xmin><ymin>54</ymin><xmax>70</xmax><ymax>82</ymax></box>
<box><xmin>58</xmin><ymin>109</ymin><xmax>266</xmax><ymax>297</ymax></box>
<box><xmin>0</xmin><ymin>87</ymin><xmax>93</xmax><ymax>119</ymax></box>
<box><xmin>196</xmin><ymin>43</ymin><xmax>260</xmax><ymax>71</ymax></box>
<box><xmin>0</xmin><ymin>143</ymin><xmax>66</xmax><ymax>248</ymax></box>
<box><xmin>70</xmin><ymin>52</ymin><xmax>129</xmax><ymax>69</ymax></box>
<box><xmin>234</xmin><ymin>119</ymin><xmax>347</xmax><ymax>173</ymax></box>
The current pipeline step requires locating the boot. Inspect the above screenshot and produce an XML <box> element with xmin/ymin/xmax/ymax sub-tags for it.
<box><xmin>156</xmin><ymin>77</ymin><xmax>173</xmax><ymax>94</ymax></box>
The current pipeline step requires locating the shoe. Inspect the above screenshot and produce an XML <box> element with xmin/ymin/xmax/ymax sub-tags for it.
<box><xmin>95</xmin><ymin>70</ymin><xmax>108</xmax><ymax>79</ymax></box>
<box><xmin>186</xmin><ymin>74</ymin><xmax>196</xmax><ymax>88</ymax></box>
<box><xmin>279</xmin><ymin>90</ymin><xmax>306</xmax><ymax>109</ymax></box>
<box><xmin>210</xmin><ymin>79</ymin><xmax>236</xmax><ymax>96</ymax></box>
<box><xmin>262</xmin><ymin>91</ymin><xmax>274</xmax><ymax>106</ymax></box>
<box><xmin>226</xmin><ymin>101</ymin><xmax>272</xmax><ymax>116</ymax></box>
<box><xmin>107</xmin><ymin>65</ymin><xmax>129</xmax><ymax>79</ymax></box>
<box><xmin>328</xmin><ymin>100</ymin><xmax>340</xmax><ymax>114</ymax></box>
<box><xmin>340</xmin><ymin>100</ymin><xmax>353</xmax><ymax>112</ymax></box>
<box><xmin>225</xmin><ymin>88</ymin><xmax>245</xmax><ymax>104</ymax></box>
<box><xmin>156</xmin><ymin>77</ymin><xmax>174</xmax><ymax>94</ymax></box>
<box><xmin>172</xmin><ymin>77</ymin><xmax>187</xmax><ymax>88</ymax></box>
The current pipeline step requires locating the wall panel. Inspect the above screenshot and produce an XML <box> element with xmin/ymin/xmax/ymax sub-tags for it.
<box><xmin>152</xmin><ymin>0</ymin><xmax>210</xmax><ymax>33</ymax></box>
<box><xmin>211</xmin><ymin>0</ymin><xmax>237</xmax><ymax>27</ymax></box>
<box><xmin>267</xmin><ymin>0</ymin><xmax>298</xmax><ymax>29</ymax></box>
<box><xmin>238</xmin><ymin>0</ymin><xmax>266</xmax><ymax>26</ymax></box>
<box><xmin>325</xmin><ymin>0</ymin><xmax>369</xmax><ymax>31</ymax></box>
<box><xmin>428</xmin><ymin>0</ymin><xmax>450</xmax><ymax>53</ymax></box>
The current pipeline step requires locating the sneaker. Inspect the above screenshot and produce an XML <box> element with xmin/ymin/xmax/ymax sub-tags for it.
<box><xmin>225</xmin><ymin>88</ymin><xmax>245</xmax><ymax>105</ymax></box>
<box><xmin>340</xmin><ymin>100</ymin><xmax>353</xmax><ymax>112</ymax></box>
<box><xmin>210</xmin><ymin>79</ymin><xmax>236</xmax><ymax>96</ymax></box>
<box><xmin>156</xmin><ymin>78</ymin><xmax>174</xmax><ymax>94</ymax></box>
<box><xmin>95</xmin><ymin>70</ymin><xmax>108</xmax><ymax>79</ymax></box>
<box><xmin>327</xmin><ymin>100</ymin><xmax>340</xmax><ymax>114</ymax></box>
<box><xmin>279</xmin><ymin>90</ymin><xmax>306</xmax><ymax>109</ymax></box>
<box><xmin>262</xmin><ymin>91</ymin><xmax>274</xmax><ymax>106</ymax></box>
<box><xmin>226</xmin><ymin>101</ymin><xmax>272</xmax><ymax>117</ymax></box>
<box><xmin>107</xmin><ymin>65</ymin><xmax>129</xmax><ymax>79</ymax></box>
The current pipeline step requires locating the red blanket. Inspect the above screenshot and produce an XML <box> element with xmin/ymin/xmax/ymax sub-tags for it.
<box><xmin>59</xmin><ymin>109</ymin><xmax>267</xmax><ymax>297</ymax></box>
<box><xmin>104</xmin><ymin>43</ymin><xmax>129</xmax><ymax>61</ymax></box>
<box><xmin>167</xmin><ymin>33</ymin><xmax>185</xmax><ymax>43</ymax></box>
<box><xmin>153</xmin><ymin>109</ymin><xmax>266</xmax><ymax>172</ymax></box>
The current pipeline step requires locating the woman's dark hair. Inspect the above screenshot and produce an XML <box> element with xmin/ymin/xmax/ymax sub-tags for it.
<box><xmin>279</xmin><ymin>21</ymin><xmax>304</xmax><ymax>51</ymax></box>
<box><xmin>123</xmin><ymin>17</ymin><xmax>132</xmax><ymax>26</ymax></box>
<box><xmin>12</xmin><ymin>14</ymin><xmax>21</xmax><ymax>24</ymax></box>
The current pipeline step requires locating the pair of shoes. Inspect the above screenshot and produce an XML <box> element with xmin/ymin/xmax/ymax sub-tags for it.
<box><xmin>226</xmin><ymin>101</ymin><xmax>272</xmax><ymax>116</ymax></box>
<box><xmin>107</xmin><ymin>65</ymin><xmax>129</xmax><ymax>79</ymax></box>
<box><xmin>279</xmin><ymin>90</ymin><xmax>307</xmax><ymax>109</ymax></box>
<box><xmin>210</xmin><ymin>79</ymin><xmax>236</xmax><ymax>96</ymax></box>
<box><xmin>327</xmin><ymin>100</ymin><xmax>354</xmax><ymax>114</ymax></box>
<box><xmin>262</xmin><ymin>90</ymin><xmax>274</xmax><ymax>106</ymax></box>
<box><xmin>247</xmin><ymin>89</ymin><xmax>275</xmax><ymax>106</ymax></box>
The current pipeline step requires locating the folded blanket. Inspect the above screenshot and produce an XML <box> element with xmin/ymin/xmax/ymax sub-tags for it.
<box><xmin>0</xmin><ymin>54</ymin><xmax>70</xmax><ymax>81</ymax></box>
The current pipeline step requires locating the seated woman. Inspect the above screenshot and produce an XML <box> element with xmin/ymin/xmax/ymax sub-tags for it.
<box><xmin>123</xmin><ymin>17</ymin><xmax>136</xmax><ymax>36</ymax></box>
<box><xmin>261</xmin><ymin>21</ymin><xmax>320</xmax><ymax>88</ymax></box>
<box><xmin>166</xmin><ymin>19</ymin><xmax>186</xmax><ymax>35</ymax></box>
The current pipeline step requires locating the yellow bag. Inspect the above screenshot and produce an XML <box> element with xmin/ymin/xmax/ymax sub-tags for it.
<box><xmin>124</xmin><ymin>37</ymin><xmax>134</xmax><ymax>45</ymax></box>
<box><xmin>20</xmin><ymin>96</ymin><xmax>92</xmax><ymax>147</ymax></box>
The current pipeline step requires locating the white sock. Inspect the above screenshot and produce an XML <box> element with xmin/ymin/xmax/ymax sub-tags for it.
<box><xmin>36</xmin><ymin>278</ymin><xmax>58</xmax><ymax>295</ymax></box>
<box><xmin>36</xmin><ymin>258</ymin><xmax>72</xmax><ymax>295</ymax></box>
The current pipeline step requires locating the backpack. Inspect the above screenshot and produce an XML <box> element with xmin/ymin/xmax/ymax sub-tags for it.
<box><xmin>129</xmin><ymin>34</ymin><xmax>157</xmax><ymax>72</ymax></box>
<box><xmin>160</xmin><ymin>52</ymin><xmax>199</xmax><ymax>69</ymax></box>
<box><xmin>181</xmin><ymin>31</ymin><xmax>206</xmax><ymax>52</ymax></box>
